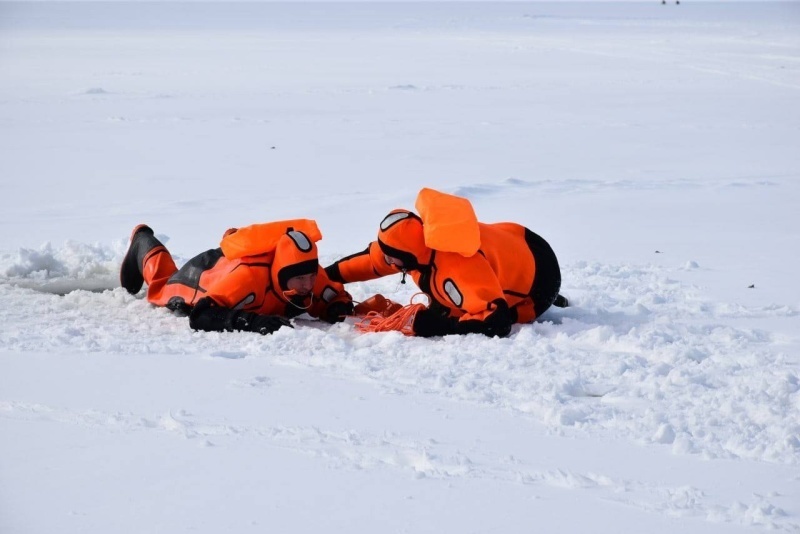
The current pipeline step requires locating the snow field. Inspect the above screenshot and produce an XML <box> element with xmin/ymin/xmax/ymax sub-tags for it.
<box><xmin>2</xmin><ymin>2</ymin><xmax>799</xmax><ymax>533</ymax></box>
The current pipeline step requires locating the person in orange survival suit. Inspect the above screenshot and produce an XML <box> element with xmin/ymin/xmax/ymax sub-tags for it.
<box><xmin>120</xmin><ymin>219</ymin><xmax>354</xmax><ymax>335</ymax></box>
<box><xmin>324</xmin><ymin>188</ymin><xmax>568</xmax><ymax>338</ymax></box>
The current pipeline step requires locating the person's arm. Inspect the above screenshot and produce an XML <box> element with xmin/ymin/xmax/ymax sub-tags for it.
<box><xmin>189</xmin><ymin>297</ymin><xmax>292</xmax><ymax>335</ymax></box>
<box><xmin>324</xmin><ymin>242</ymin><xmax>399</xmax><ymax>283</ymax></box>
<box><xmin>307</xmin><ymin>267</ymin><xmax>355</xmax><ymax>324</ymax></box>
<box><xmin>413</xmin><ymin>254</ymin><xmax>513</xmax><ymax>338</ymax></box>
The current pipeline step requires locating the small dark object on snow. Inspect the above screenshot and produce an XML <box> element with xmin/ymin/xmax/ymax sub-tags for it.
<box><xmin>553</xmin><ymin>294</ymin><xmax>569</xmax><ymax>308</ymax></box>
<box><xmin>748</xmin><ymin>284</ymin><xmax>755</xmax><ymax>289</ymax></box>
<box><xmin>655</xmin><ymin>250</ymin><xmax>662</xmax><ymax>254</ymax></box>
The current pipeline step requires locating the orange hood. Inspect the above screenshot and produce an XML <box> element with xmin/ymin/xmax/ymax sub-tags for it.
<box><xmin>219</xmin><ymin>220</ymin><xmax>321</xmax><ymax>295</ymax></box>
<box><xmin>271</xmin><ymin>229</ymin><xmax>320</xmax><ymax>293</ymax></box>
<box><xmin>376</xmin><ymin>209</ymin><xmax>432</xmax><ymax>269</ymax></box>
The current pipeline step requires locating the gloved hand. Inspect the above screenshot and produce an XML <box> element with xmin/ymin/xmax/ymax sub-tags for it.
<box><xmin>189</xmin><ymin>298</ymin><xmax>293</xmax><ymax>335</ymax></box>
<box><xmin>412</xmin><ymin>307</ymin><xmax>458</xmax><ymax>337</ymax></box>
<box><xmin>190</xmin><ymin>297</ymin><xmax>232</xmax><ymax>332</ymax></box>
<box><xmin>322</xmin><ymin>300</ymin><xmax>354</xmax><ymax>324</ymax></box>
<box><xmin>412</xmin><ymin>299</ymin><xmax>514</xmax><ymax>338</ymax></box>
<box><xmin>452</xmin><ymin>299</ymin><xmax>513</xmax><ymax>338</ymax></box>
<box><xmin>242</xmin><ymin>313</ymin><xmax>293</xmax><ymax>335</ymax></box>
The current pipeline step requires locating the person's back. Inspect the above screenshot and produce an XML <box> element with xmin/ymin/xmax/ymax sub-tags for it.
<box><xmin>474</xmin><ymin>221</ymin><xmax>535</xmax><ymax>297</ymax></box>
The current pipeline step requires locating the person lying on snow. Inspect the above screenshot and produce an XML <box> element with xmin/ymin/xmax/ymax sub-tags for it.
<box><xmin>120</xmin><ymin>220</ymin><xmax>354</xmax><ymax>335</ymax></box>
<box><xmin>325</xmin><ymin>188</ymin><xmax>568</xmax><ymax>338</ymax></box>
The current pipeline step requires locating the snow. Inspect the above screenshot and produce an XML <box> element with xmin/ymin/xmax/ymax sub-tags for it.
<box><xmin>1</xmin><ymin>2</ymin><xmax>799</xmax><ymax>533</ymax></box>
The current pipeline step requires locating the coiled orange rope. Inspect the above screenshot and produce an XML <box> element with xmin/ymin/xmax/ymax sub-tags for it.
<box><xmin>355</xmin><ymin>293</ymin><xmax>429</xmax><ymax>336</ymax></box>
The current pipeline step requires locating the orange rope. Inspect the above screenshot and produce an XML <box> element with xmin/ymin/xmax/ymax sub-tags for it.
<box><xmin>354</xmin><ymin>293</ymin><xmax>429</xmax><ymax>336</ymax></box>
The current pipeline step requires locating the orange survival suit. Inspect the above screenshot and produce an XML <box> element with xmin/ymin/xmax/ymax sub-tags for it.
<box><xmin>324</xmin><ymin>189</ymin><xmax>563</xmax><ymax>338</ymax></box>
<box><xmin>120</xmin><ymin>220</ymin><xmax>353</xmax><ymax>335</ymax></box>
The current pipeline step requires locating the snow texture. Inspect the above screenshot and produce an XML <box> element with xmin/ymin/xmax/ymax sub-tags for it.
<box><xmin>1</xmin><ymin>2</ymin><xmax>799</xmax><ymax>533</ymax></box>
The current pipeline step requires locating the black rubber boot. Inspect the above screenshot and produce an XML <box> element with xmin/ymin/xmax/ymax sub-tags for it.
<box><xmin>120</xmin><ymin>225</ymin><xmax>164</xmax><ymax>295</ymax></box>
<box><xmin>553</xmin><ymin>294</ymin><xmax>569</xmax><ymax>308</ymax></box>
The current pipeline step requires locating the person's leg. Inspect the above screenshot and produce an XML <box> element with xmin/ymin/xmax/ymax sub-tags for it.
<box><xmin>524</xmin><ymin>229</ymin><xmax>564</xmax><ymax>318</ymax></box>
<box><xmin>120</xmin><ymin>225</ymin><xmax>177</xmax><ymax>299</ymax></box>
<box><xmin>149</xmin><ymin>249</ymin><xmax>227</xmax><ymax>311</ymax></box>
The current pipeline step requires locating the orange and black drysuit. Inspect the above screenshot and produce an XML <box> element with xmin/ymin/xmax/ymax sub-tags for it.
<box><xmin>325</xmin><ymin>196</ymin><xmax>563</xmax><ymax>338</ymax></box>
<box><xmin>120</xmin><ymin>220</ymin><xmax>353</xmax><ymax>335</ymax></box>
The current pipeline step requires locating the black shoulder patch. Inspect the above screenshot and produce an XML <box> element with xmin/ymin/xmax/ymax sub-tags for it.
<box><xmin>167</xmin><ymin>248</ymin><xmax>224</xmax><ymax>289</ymax></box>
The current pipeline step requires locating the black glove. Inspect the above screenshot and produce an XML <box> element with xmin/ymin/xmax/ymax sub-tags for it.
<box><xmin>190</xmin><ymin>297</ymin><xmax>292</xmax><ymax>335</ymax></box>
<box><xmin>189</xmin><ymin>298</ymin><xmax>231</xmax><ymax>332</ymax></box>
<box><xmin>412</xmin><ymin>307</ymin><xmax>458</xmax><ymax>337</ymax></box>
<box><xmin>453</xmin><ymin>299</ymin><xmax>513</xmax><ymax>338</ymax></box>
<box><xmin>240</xmin><ymin>313</ymin><xmax>292</xmax><ymax>335</ymax></box>
<box><xmin>413</xmin><ymin>299</ymin><xmax>513</xmax><ymax>338</ymax></box>
<box><xmin>322</xmin><ymin>300</ymin><xmax>354</xmax><ymax>324</ymax></box>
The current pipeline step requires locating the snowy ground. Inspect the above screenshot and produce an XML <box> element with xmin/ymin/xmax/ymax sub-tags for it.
<box><xmin>1</xmin><ymin>2</ymin><xmax>800</xmax><ymax>533</ymax></box>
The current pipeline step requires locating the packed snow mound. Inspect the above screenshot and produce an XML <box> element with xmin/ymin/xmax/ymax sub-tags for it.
<box><xmin>0</xmin><ymin>241</ymin><xmax>118</xmax><ymax>278</ymax></box>
<box><xmin>0</xmin><ymin>240</ymin><xmax>126</xmax><ymax>293</ymax></box>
